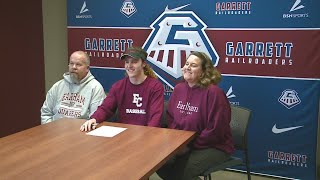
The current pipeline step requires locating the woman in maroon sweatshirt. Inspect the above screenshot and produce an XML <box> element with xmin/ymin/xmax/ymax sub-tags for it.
<box><xmin>80</xmin><ymin>47</ymin><xmax>164</xmax><ymax>131</ymax></box>
<box><xmin>157</xmin><ymin>51</ymin><xmax>235</xmax><ymax>180</ymax></box>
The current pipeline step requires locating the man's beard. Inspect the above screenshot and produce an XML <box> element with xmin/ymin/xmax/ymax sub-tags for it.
<box><xmin>70</xmin><ymin>72</ymin><xmax>80</xmax><ymax>83</ymax></box>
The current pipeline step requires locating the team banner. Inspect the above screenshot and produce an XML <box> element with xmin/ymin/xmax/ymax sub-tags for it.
<box><xmin>68</xmin><ymin>0</ymin><xmax>320</xmax><ymax>179</ymax></box>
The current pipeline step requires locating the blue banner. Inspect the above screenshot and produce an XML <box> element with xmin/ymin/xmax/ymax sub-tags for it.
<box><xmin>68</xmin><ymin>0</ymin><xmax>320</xmax><ymax>179</ymax></box>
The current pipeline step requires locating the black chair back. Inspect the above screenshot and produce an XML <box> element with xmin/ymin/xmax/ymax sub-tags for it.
<box><xmin>230</xmin><ymin>106</ymin><xmax>252</xmax><ymax>150</ymax></box>
<box><xmin>201</xmin><ymin>105</ymin><xmax>252</xmax><ymax>180</ymax></box>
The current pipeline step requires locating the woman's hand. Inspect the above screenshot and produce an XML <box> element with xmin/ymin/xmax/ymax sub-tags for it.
<box><xmin>80</xmin><ymin>119</ymin><xmax>97</xmax><ymax>132</ymax></box>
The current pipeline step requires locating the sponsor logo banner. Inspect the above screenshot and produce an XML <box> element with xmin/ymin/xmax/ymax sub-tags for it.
<box><xmin>68</xmin><ymin>28</ymin><xmax>320</xmax><ymax>80</ymax></box>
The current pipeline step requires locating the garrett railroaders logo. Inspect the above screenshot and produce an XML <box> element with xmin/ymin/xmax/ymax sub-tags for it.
<box><xmin>120</xmin><ymin>0</ymin><xmax>137</xmax><ymax>18</ymax></box>
<box><xmin>278</xmin><ymin>89</ymin><xmax>301</xmax><ymax>109</ymax></box>
<box><xmin>215</xmin><ymin>1</ymin><xmax>252</xmax><ymax>15</ymax></box>
<box><xmin>225</xmin><ymin>41</ymin><xmax>293</xmax><ymax>66</ymax></box>
<box><xmin>268</xmin><ymin>150</ymin><xmax>307</xmax><ymax>168</ymax></box>
<box><xmin>143</xmin><ymin>4</ymin><xmax>219</xmax><ymax>89</ymax></box>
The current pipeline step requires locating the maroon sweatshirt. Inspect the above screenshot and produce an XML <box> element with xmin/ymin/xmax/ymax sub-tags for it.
<box><xmin>91</xmin><ymin>76</ymin><xmax>164</xmax><ymax>127</ymax></box>
<box><xmin>167</xmin><ymin>82</ymin><xmax>235</xmax><ymax>154</ymax></box>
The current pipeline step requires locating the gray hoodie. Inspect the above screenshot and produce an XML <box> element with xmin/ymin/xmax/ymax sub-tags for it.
<box><xmin>41</xmin><ymin>71</ymin><xmax>106</xmax><ymax>124</ymax></box>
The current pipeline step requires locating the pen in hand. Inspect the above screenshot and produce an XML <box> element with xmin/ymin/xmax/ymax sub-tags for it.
<box><xmin>92</xmin><ymin>123</ymin><xmax>98</xmax><ymax>130</ymax></box>
<box><xmin>80</xmin><ymin>120</ymin><xmax>98</xmax><ymax>132</ymax></box>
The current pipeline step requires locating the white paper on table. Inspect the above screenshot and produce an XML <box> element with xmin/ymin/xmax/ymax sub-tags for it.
<box><xmin>86</xmin><ymin>126</ymin><xmax>127</xmax><ymax>137</ymax></box>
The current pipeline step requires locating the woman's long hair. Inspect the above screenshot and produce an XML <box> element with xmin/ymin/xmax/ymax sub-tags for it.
<box><xmin>189</xmin><ymin>51</ymin><xmax>221</xmax><ymax>88</ymax></box>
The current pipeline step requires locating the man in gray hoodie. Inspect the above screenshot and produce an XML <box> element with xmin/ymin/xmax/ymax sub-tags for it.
<box><xmin>41</xmin><ymin>51</ymin><xmax>106</xmax><ymax>124</ymax></box>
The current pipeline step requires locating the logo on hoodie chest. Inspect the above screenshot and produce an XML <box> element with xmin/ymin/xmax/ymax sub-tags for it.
<box><xmin>58</xmin><ymin>93</ymin><xmax>86</xmax><ymax>118</ymax></box>
<box><xmin>61</xmin><ymin>93</ymin><xmax>85</xmax><ymax>106</ymax></box>
<box><xmin>177</xmin><ymin>101</ymin><xmax>198</xmax><ymax>114</ymax></box>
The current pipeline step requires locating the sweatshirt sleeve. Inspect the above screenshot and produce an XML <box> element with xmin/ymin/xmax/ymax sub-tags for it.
<box><xmin>90</xmin><ymin>84</ymin><xmax>118</xmax><ymax>123</ymax></box>
<box><xmin>166</xmin><ymin>90</ymin><xmax>175</xmax><ymax>128</ymax></box>
<box><xmin>40</xmin><ymin>87</ymin><xmax>56</xmax><ymax>124</ymax></box>
<box><xmin>193</xmin><ymin>88</ymin><xmax>232</xmax><ymax>149</ymax></box>
<box><xmin>147</xmin><ymin>81</ymin><xmax>164</xmax><ymax>127</ymax></box>
<box><xmin>88</xmin><ymin>82</ymin><xmax>106</xmax><ymax>118</ymax></box>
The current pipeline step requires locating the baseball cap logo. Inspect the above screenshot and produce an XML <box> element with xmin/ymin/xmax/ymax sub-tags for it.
<box><xmin>143</xmin><ymin>5</ymin><xmax>219</xmax><ymax>88</ymax></box>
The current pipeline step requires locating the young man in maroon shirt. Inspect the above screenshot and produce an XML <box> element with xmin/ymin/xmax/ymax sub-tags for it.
<box><xmin>80</xmin><ymin>47</ymin><xmax>164</xmax><ymax>131</ymax></box>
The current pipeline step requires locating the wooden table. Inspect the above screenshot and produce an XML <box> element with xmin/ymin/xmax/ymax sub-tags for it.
<box><xmin>0</xmin><ymin>118</ymin><xmax>195</xmax><ymax>180</ymax></box>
